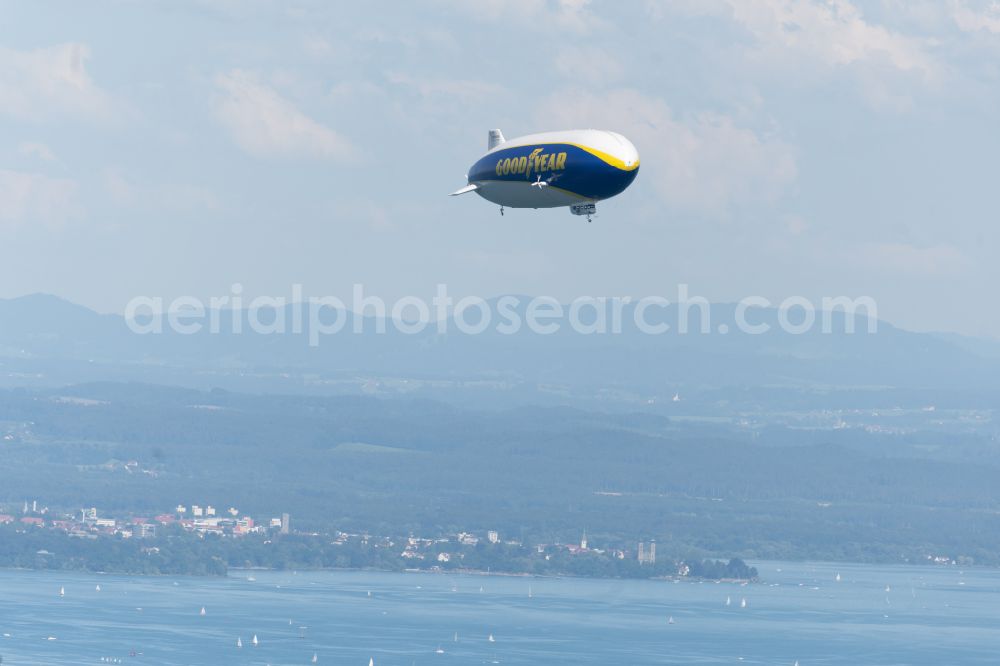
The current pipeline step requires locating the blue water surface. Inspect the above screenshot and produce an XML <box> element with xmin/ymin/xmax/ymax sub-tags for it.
<box><xmin>0</xmin><ymin>560</ymin><xmax>997</xmax><ymax>665</ymax></box>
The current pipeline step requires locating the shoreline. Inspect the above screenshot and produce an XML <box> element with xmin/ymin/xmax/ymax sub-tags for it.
<box><xmin>0</xmin><ymin>562</ymin><xmax>756</xmax><ymax>584</ymax></box>
<box><xmin>0</xmin><ymin>556</ymin><xmax>985</xmax><ymax>584</ymax></box>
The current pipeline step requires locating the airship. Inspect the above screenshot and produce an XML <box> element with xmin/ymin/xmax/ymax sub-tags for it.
<box><xmin>450</xmin><ymin>129</ymin><xmax>639</xmax><ymax>222</ymax></box>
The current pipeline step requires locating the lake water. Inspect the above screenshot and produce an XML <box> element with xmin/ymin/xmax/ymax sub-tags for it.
<box><xmin>0</xmin><ymin>560</ymin><xmax>998</xmax><ymax>665</ymax></box>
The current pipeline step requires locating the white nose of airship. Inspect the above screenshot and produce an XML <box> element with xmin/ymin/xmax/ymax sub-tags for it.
<box><xmin>603</xmin><ymin>131</ymin><xmax>639</xmax><ymax>168</ymax></box>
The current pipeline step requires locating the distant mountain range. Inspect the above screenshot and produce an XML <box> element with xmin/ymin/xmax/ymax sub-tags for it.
<box><xmin>1</xmin><ymin>293</ymin><xmax>999</xmax><ymax>405</ymax></box>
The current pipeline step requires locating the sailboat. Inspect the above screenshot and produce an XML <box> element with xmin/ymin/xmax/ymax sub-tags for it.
<box><xmin>454</xmin><ymin>631</ymin><xmax>458</xmax><ymax>642</ymax></box>
<box><xmin>199</xmin><ymin>607</ymin><xmax>206</xmax><ymax>616</ymax></box>
<box><xmin>59</xmin><ymin>586</ymin><xmax>65</xmax><ymax>597</ymax></box>
<box><xmin>726</xmin><ymin>595</ymin><xmax>731</xmax><ymax>606</ymax></box>
<box><xmin>885</xmin><ymin>584</ymin><xmax>891</xmax><ymax>593</ymax></box>
<box><xmin>311</xmin><ymin>653</ymin><xmax>318</xmax><ymax>663</ymax></box>
<box><xmin>236</xmin><ymin>637</ymin><xmax>242</xmax><ymax>648</ymax></box>
<box><xmin>667</xmin><ymin>616</ymin><xmax>675</xmax><ymax>625</ymax></box>
<box><xmin>488</xmin><ymin>633</ymin><xmax>495</xmax><ymax>642</ymax></box>
<box><xmin>835</xmin><ymin>573</ymin><xmax>841</xmax><ymax>582</ymax></box>
<box><xmin>251</xmin><ymin>634</ymin><xmax>259</xmax><ymax>647</ymax></box>
<box><xmin>740</xmin><ymin>597</ymin><xmax>748</xmax><ymax>609</ymax></box>
<box><xmin>95</xmin><ymin>584</ymin><xmax>101</xmax><ymax>592</ymax></box>
<box><xmin>369</xmin><ymin>658</ymin><xmax>374</xmax><ymax>666</ymax></box>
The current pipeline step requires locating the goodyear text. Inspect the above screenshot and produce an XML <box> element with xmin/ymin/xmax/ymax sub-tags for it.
<box><xmin>495</xmin><ymin>147</ymin><xmax>567</xmax><ymax>179</ymax></box>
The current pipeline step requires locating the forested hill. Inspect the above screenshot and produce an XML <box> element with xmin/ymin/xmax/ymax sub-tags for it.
<box><xmin>1</xmin><ymin>383</ymin><xmax>999</xmax><ymax>565</ymax></box>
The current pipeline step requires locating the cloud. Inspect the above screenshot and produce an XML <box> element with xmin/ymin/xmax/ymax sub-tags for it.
<box><xmin>0</xmin><ymin>43</ymin><xmax>112</xmax><ymax>121</ymax></box>
<box><xmin>328</xmin><ymin>80</ymin><xmax>385</xmax><ymax>105</ymax></box>
<box><xmin>385</xmin><ymin>72</ymin><xmax>505</xmax><ymax>106</ymax></box>
<box><xmin>438</xmin><ymin>0</ymin><xmax>601</xmax><ymax>33</ymax></box>
<box><xmin>18</xmin><ymin>142</ymin><xmax>58</xmax><ymax>163</ymax></box>
<box><xmin>301</xmin><ymin>34</ymin><xmax>351</xmax><ymax>60</ymax></box>
<box><xmin>860</xmin><ymin>242</ymin><xmax>971</xmax><ymax>276</ymax></box>
<box><xmin>554</xmin><ymin>46</ymin><xmax>624</xmax><ymax>85</ymax></box>
<box><xmin>102</xmin><ymin>170</ymin><xmax>220</xmax><ymax>212</ymax></box>
<box><xmin>213</xmin><ymin>69</ymin><xmax>354</xmax><ymax>160</ymax></box>
<box><xmin>784</xmin><ymin>214</ymin><xmax>808</xmax><ymax>235</ymax></box>
<box><xmin>535</xmin><ymin>88</ymin><xmax>796</xmax><ymax>215</ymax></box>
<box><xmin>722</xmin><ymin>0</ymin><xmax>938</xmax><ymax>77</ymax></box>
<box><xmin>0</xmin><ymin>170</ymin><xmax>81</xmax><ymax>229</ymax></box>
<box><xmin>951</xmin><ymin>0</ymin><xmax>1000</xmax><ymax>33</ymax></box>
<box><xmin>876</xmin><ymin>1</ymin><xmax>952</xmax><ymax>32</ymax></box>
<box><xmin>653</xmin><ymin>0</ymin><xmax>942</xmax><ymax>108</ymax></box>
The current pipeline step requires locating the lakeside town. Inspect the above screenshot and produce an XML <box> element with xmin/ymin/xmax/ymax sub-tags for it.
<box><xmin>0</xmin><ymin>497</ymin><xmax>972</xmax><ymax>581</ymax></box>
<box><xmin>0</xmin><ymin>498</ymin><xmax>763</xmax><ymax>581</ymax></box>
<box><xmin>3</xmin><ymin>498</ymin><xmax>287</xmax><ymax>541</ymax></box>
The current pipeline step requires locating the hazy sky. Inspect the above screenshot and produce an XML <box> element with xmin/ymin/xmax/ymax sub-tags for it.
<box><xmin>1</xmin><ymin>1</ymin><xmax>999</xmax><ymax>335</ymax></box>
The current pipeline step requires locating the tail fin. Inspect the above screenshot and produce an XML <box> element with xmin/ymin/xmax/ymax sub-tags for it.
<box><xmin>488</xmin><ymin>129</ymin><xmax>505</xmax><ymax>150</ymax></box>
